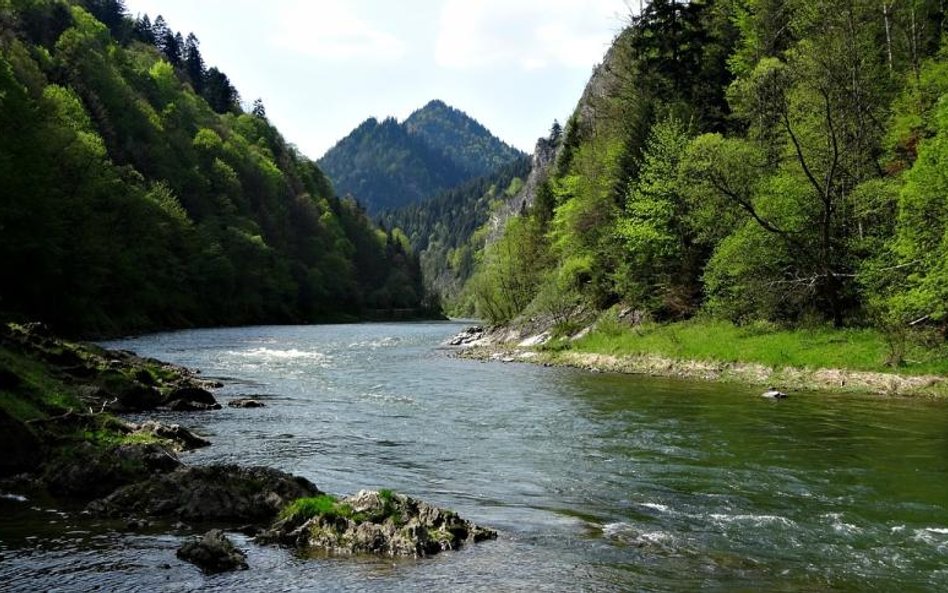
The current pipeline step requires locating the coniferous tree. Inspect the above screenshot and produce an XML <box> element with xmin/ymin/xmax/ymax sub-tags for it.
<box><xmin>184</xmin><ymin>33</ymin><xmax>205</xmax><ymax>93</ymax></box>
<box><xmin>133</xmin><ymin>14</ymin><xmax>156</xmax><ymax>45</ymax></box>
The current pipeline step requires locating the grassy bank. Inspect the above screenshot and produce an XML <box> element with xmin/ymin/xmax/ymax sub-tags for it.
<box><xmin>460</xmin><ymin>318</ymin><xmax>948</xmax><ymax>397</ymax></box>
<box><xmin>568</xmin><ymin>320</ymin><xmax>948</xmax><ymax>377</ymax></box>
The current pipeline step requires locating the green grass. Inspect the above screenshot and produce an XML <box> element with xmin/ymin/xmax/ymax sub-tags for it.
<box><xmin>280</xmin><ymin>495</ymin><xmax>364</xmax><ymax>522</ymax></box>
<box><xmin>0</xmin><ymin>347</ymin><xmax>82</xmax><ymax>421</ymax></box>
<box><xmin>571</xmin><ymin>319</ymin><xmax>948</xmax><ymax>376</ymax></box>
<box><xmin>280</xmin><ymin>491</ymin><xmax>407</xmax><ymax>525</ymax></box>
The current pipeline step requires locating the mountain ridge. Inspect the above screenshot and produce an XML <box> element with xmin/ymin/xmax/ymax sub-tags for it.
<box><xmin>318</xmin><ymin>100</ymin><xmax>525</xmax><ymax>213</ymax></box>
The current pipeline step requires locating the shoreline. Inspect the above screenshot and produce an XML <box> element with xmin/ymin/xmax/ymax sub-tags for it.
<box><xmin>454</xmin><ymin>343</ymin><xmax>948</xmax><ymax>398</ymax></box>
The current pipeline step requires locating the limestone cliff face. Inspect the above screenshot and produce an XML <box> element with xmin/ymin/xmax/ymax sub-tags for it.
<box><xmin>486</xmin><ymin>29</ymin><xmax>630</xmax><ymax>241</ymax></box>
<box><xmin>487</xmin><ymin>135</ymin><xmax>558</xmax><ymax>241</ymax></box>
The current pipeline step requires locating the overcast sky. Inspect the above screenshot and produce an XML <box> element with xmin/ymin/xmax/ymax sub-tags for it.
<box><xmin>122</xmin><ymin>0</ymin><xmax>633</xmax><ymax>159</ymax></box>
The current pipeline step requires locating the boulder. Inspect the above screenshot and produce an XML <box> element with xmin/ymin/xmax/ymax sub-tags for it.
<box><xmin>43</xmin><ymin>441</ymin><xmax>180</xmax><ymax>500</ymax></box>
<box><xmin>169</xmin><ymin>399</ymin><xmax>221</xmax><ymax>412</ymax></box>
<box><xmin>164</xmin><ymin>386</ymin><xmax>221</xmax><ymax>411</ymax></box>
<box><xmin>88</xmin><ymin>464</ymin><xmax>321</xmax><ymax>524</ymax></box>
<box><xmin>176</xmin><ymin>529</ymin><xmax>248</xmax><ymax>573</ymax></box>
<box><xmin>260</xmin><ymin>489</ymin><xmax>496</xmax><ymax>558</ymax></box>
<box><xmin>132</xmin><ymin>421</ymin><xmax>211</xmax><ymax>451</ymax></box>
<box><xmin>95</xmin><ymin>369</ymin><xmax>164</xmax><ymax>412</ymax></box>
<box><xmin>228</xmin><ymin>399</ymin><xmax>265</xmax><ymax>409</ymax></box>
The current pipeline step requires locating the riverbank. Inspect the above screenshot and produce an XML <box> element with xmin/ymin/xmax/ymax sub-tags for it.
<box><xmin>451</xmin><ymin>320</ymin><xmax>948</xmax><ymax>398</ymax></box>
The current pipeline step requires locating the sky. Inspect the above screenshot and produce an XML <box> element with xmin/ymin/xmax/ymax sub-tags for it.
<box><xmin>122</xmin><ymin>0</ymin><xmax>634</xmax><ymax>160</ymax></box>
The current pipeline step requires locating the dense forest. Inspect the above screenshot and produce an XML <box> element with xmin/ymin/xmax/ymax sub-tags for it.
<box><xmin>381</xmin><ymin>156</ymin><xmax>532</xmax><ymax>308</ymax></box>
<box><xmin>0</xmin><ymin>0</ymin><xmax>428</xmax><ymax>337</ymax></box>
<box><xmin>318</xmin><ymin>100</ymin><xmax>525</xmax><ymax>213</ymax></box>
<box><xmin>470</xmin><ymin>0</ymin><xmax>948</xmax><ymax>356</ymax></box>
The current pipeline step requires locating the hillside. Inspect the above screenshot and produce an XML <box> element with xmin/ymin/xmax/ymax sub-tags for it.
<box><xmin>0</xmin><ymin>0</ymin><xmax>428</xmax><ymax>336</ymax></box>
<box><xmin>318</xmin><ymin>100</ymin><xmax>525</xmax><ymax>213</ymax></box>
<box><xmin>465</xmin><ymin>0</ymin><xmax>948</xmax><ymax>364</ymax></box>
<box><xmin>381</xmin><ymin>155</ymin><xmax>532</xmax><ymax>309</ymax></box>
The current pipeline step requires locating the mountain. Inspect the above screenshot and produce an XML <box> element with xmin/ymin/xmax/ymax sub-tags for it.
<box><xmin>0</xmin><ymin>0</ymin><xmax>429</xmax><ymax>336</ymax></box>
<box><xmin>403</xmin><ymin>100</ymin><xmax>525</xmax><ymax>178</ymax></box>
<box><xmin>318</xmin><ymin>100</ymin><xmax>525</xmax><ymax>213</ymax></box>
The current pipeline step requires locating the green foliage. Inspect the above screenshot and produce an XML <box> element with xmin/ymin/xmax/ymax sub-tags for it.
<box><xmin>877</xmin><ymin>96</ymin><xmax>948</xmax><ymax>326</ymax></box>
<box><xmin>0</xmin><ymin>1</ymin><xmax>425</xmax><ymax>335</ymax></box>
<box><xmin>463</xmin><ymin>0</ymin><xmax>948</xmax><ymax>356</ymax></box>
<box><xmin>471</xmin><ymin>215</ymin><xmax>548</xmax><ymax>324</ymax></box>
<box><xmin>381</xmin><ymin>156</ymin><xmax>531</xmax><ymax>310</ymax></box>
<box><xmin>617</xmin><ymin>117</ymin><xmax>701</xmax><ymax>317</ymax></box>
<box><xmin>403</xmin><ymin>99</ymin><xmax>524</xmax><ymax>178</ymax></box>
<box><xmin>319</xmin><ymin>101</ymin><xmax>525</xmax><ymax>214</ymax></box>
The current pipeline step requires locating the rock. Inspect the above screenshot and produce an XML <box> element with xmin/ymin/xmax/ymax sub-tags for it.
<box><xmin>168</xmin><ymin>400</ymin><xmax>221</xmax><ymax>412</ymax></box>
<box><xmin>228</xmin><ymin>399</ymin><xmax>265</xmax><ymax>409</ymax></box>
<box><xmin>43</xmin><ymin>441</ymin><xmax>180</xmax><ymax>500</ymax></box>
<box><xmin>447</xmin><ymin>326</ymin><xmax>485</xmax><ymax>347</ymax></box>
<box><xmin>88</xmin><ymin>464</ymin><xmax>321</xmax><ymax>524</ymax></box>
<box><xmin>176</xmin><ymin>529</ymin><xmax>248</xmax><ymax>573</ymax></box>
<box><xmin>0</xmin><ymin>408</ymin><xmax>44</xmax><ymax>477</ymax></box>
<box><xmin>259</xmin><ymin>489</ymin><xmax>496</xmax><ymax>558</ymax></box>
<box><xmin>132</xmin><ymin>421</ymin><xmax>211</xmax><ymax>451</ymax></box>
<box><xmin>96</xmin><ymin>369</ymin><xmax>164</xmax><ymax>412</ymax></box>
<box><xmin>165</xmin><ymin>386</ymin><xmax>218</xmax><ymax>407</ymax></box>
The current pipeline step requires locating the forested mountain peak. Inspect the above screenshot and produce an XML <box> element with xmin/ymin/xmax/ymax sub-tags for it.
<box><xmin>318</xmin><ymin>100</ymin><xmax>525</xmax><ymax>214</ymax></box>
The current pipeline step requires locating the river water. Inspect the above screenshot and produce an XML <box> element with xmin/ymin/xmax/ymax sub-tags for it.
<box><xmin>2</xmin><ymin>322</ymin><xmax>948</xmax><ymax>592</ymax></box>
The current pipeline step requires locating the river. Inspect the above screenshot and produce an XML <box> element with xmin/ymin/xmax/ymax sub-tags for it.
<box><xmin>2</xmin><ymin>321</ymin><xmax>948</xmax><ymax>592</ymax></box>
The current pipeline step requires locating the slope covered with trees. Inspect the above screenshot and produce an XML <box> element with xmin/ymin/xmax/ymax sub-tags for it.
<box><xmin>0</xmin><ymin>0</ymin><xmax>427</xmax><ymax>337</ymax></box>
<box><xmin>469</xmin><ymin>0</ymin><xmax>948</xmax><ymax>363</ymax></box>
<box><xmin>318</xmin><ymin>100</ymin><xmax>525</xmax><ymax>213</ymax></box>
<box><xmin>380</xmin><ymin>156</ymin><xmax>531</xmax><ymax>309</ymax></box>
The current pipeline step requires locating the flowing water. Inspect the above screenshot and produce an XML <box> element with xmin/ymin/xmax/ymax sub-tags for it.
<box><xmin>2</xmin><ymin>322</ymin><xmax>948</xmax><ymax>592</ymax></box>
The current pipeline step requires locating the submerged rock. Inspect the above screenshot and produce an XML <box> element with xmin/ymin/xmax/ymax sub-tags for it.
<box><xmin>260</xmin><ymin>489</ymin><xmax>496</xmax><ymax>558</ymax></box>
<box><xmin>176</xmin><ymin>529</ymin><xmax>248</xmax><ymax>573</ymax></box>
<box><xmin>761</xmin><ymin>387</ymin><xmax>789</xmax><ymax>399</ymax></box>
<box><xmin>88</xmin><ymin>464</ymin><xmax>321</xmax><ymax>523</ymax></box>
<box><xmin>228</xmin><ymin>398</ymin><xmax>266</xmax><ymax>409</ymax></box>
<box><xmin>168</xmin><ymin>399</ymin><xmax>221</xmax><ymax>412</ymax></box>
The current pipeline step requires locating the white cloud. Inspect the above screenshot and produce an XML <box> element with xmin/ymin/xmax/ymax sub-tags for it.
<box><xmin>273</xmin><ymin>0</ymin><xmax>406</xmax><ymax>62</ymax></box>
<box><xmin>435</xmin><ymin>0</ymin><xmax>629</xmax><ymax>71</ymax></box>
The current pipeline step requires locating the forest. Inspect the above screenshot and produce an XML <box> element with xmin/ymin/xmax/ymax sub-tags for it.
<box><xmin>468</xmin><ymin>0</ymin><xmax>948</xmax><ymax>364</ymax></box>
<box><xmin>0</xmin><ymin>0</ymin><xmax>428</xmax><ymax>337</ymax></box>
<box><xmin>318</xmin><ymin>100</ymin><xmax>524</xmax><ymax>214</ymax></box>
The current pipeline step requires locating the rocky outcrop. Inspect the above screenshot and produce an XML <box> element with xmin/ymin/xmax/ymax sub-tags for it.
<box><xmin>89</xmin><ymin>464</ymin><xmax>322</xmax><ymax>523</ymax></box>
<box><xmin>260</xmin><ymin>490</ymin><xmax>496</xmax><ymax>558</ymax></box>
<box><xmin>43</xmin><ymin>441</ymin><xmax>181</xmax><ymax>500</ymax></box>
<box><xmin>0</xmin><ymin>322</ymin><xmax>221</xmax><ymax>414</ymax></box>
<box><xmin>446</xmin><ymin>326</ymin><xmax>485</xmax><ymax>347</ymax></box>
<box><xmin>177</xmin><ymin>529</ymin><xmax>248</xmax><ymax>573</ymax></box>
